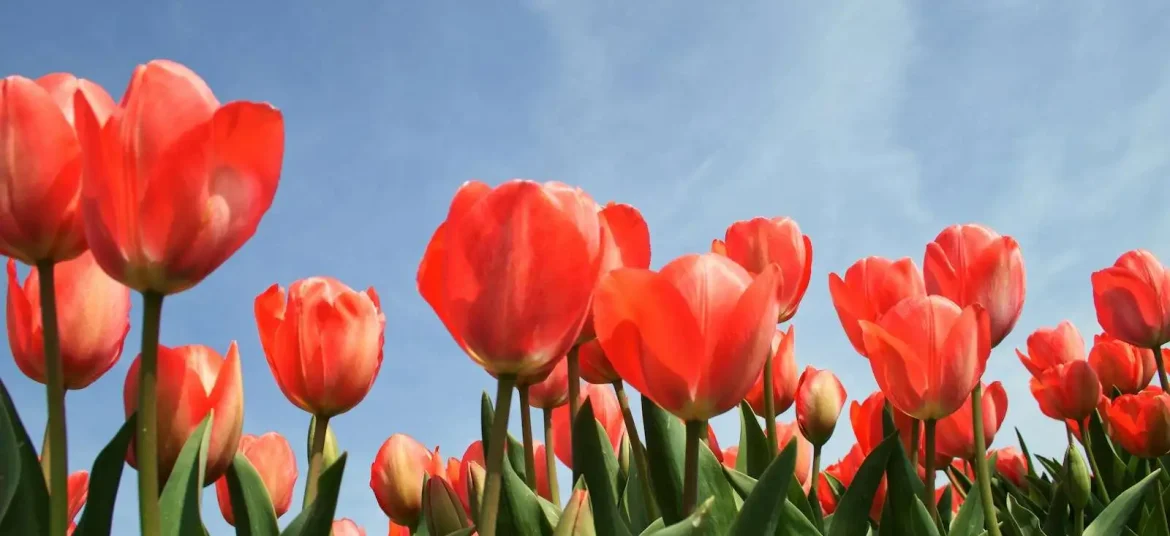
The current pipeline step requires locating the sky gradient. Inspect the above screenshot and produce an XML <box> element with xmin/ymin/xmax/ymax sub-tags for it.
<box><xmin>4</xmin><ymin>0</ymin><xmax>1170</xmax><ymax>533</ymax></box>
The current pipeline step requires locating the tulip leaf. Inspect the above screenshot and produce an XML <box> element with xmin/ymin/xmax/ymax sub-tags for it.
<box><xmin>495</xmin><ymin>439</ymin><xmax>557</xmax><ymax>536</ymax></box>
<box><xmin>736</xmin><ymin>402</ymin><xmax>770</xmax><ymax>479</ymax></box>
<box><xmin>948</xmin><ymin>474</ymin><xmax>985</xmax><ymax>536</ymax></box>
<box><xmin>879</xmin><ymin>437</ymin><xmax>937</xmax><ymax>536</ymax></box>
<box><xmin>1041</xmin><ymin>483</ymin><xmax>1068</xmax><ymax>536</ymax></box>
<box><xmin>936</xmin><ymin>486</ymin><xmax>953</xmax><ymax>530</ymax></box>
<box><xmin>1087</xmin><ymin>410</ymin><xmax>1126</xmax><ymax>497</ymax></box>
<box><xmin>825</xmin><ymin>433</ymin><xmax>898</xmax><ymax>536</ymax></box>
<box><xmin>1084</xmin><ymin>469</ymin><xmax>1162</xmax><ymax>536</ymax></box>
<box><xmin>728</xmin><ymin>440</ymin><xmax>813</xmax><ymax>536</ymax></box>
<box><xmin>224</xmin><ymin>453</ymin><xmax>280</xmax><ymax>536</ymax></box>
<box><xmin>160</xmin><ymin>413</ymin><xmax>214</xmax><ymax>536</ymax></box>
<box><xmin>478</xmin><ymin>391</ymin><xmax>531</xmax><ymax>481</ymax></box>
<box><xmin>572</xmin><ymin>399</ymin><xmax>632</xmax><ymax>536</ymax></box>
<box><xmin>786</xmin><ymin>471</ymin><xmax>819</xmax><ymax>528</ymax></box>
<box><xmin>1006</xmin><ymin>495</ymin><xmax>1044</xmax><ymax>536</ymax></box>
<box><xmin>0</xmin><ymin>380</ymin><xmax>23</xmax><ymax>524</ymax></box>
<box><xmin>638</xmin><ymin>497</ymin><xmax>714</xmax><ymax>535</ymax></box>
<box><xmin>0</xmin><ymin>377</ymin><xmax>47</xmax><ymax>536</ymax></box>
<box><xmin>552</xmin><ymin>488</ymin><xmax>596</xmax><ymax>536</ymax></box>
<box><xmin>280</xmin><ymin>452</ymin><xmax>348</xmax><ymax>536</ymax></box>
<box><xmin>73</xmin><ymin>414</ymin><xmax>137</xmax><ymax>536</ymax></box>
<box><xmin>723</xmin><ymin>468</ymin><xmax>756</xmax><ymax>499</ymax></box>
<box><xmin>1014</xmin><ymin>428</ymin><xmax>1037</xmax><ymax>479</ymax></box>
<box><xmin>620</xmin><ymin>458</ymin><xmax>653</xmax><ymax>533</ymax></box>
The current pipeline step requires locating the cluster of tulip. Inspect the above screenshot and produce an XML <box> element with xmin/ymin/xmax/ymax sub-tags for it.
<box><xmin>2</xmin><ymin>57</ymin><xmax>1170</xmax><ymax>536</ymax></box>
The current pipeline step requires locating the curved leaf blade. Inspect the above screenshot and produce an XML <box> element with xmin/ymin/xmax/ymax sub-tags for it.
<box><xmin>280</xmin><ymin>453</ymin><xmax>348</xmax><ymax>536</ymax></box>
<box><xmin>160</xmin><ymin>414</ymin><xmax>214</xmax><ymax>536</ymax></box>
<box><xmin>73</xmin><ymin>414</ymin><xmax>137</xmax><ymax>536</ymax></box>
<box><xmin>224</xmin><ymin>453</ymin><xmax>280</xmax><ymax>536</ymax></box>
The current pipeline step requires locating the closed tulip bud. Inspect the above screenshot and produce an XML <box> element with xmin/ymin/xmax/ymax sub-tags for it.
<box><xmin>467</xmin><ymin>461</ymin><xmax>486</xmax><ymax>524</ymax></box>
<box><xmin>720</xmin><ymin>217</ymin><xmax>814</xmax><ymax>323</ymax></box>
<box><xmin>577</xmin><ymin>338</ymin><xmax>620</xmax><ymax>385</ymax></box>
<box><xmin>1016</xmin><ymin>321</ymin><xmax>1086</xmax><ymax>378</ymax></box>
<box><xmin>1088</xmin><ymin>334</ymin><xmax>1157</xmax><ymax>396</ymax></box>
<box><xmin>924</xmin><ymin>223</ymin><xmax>1026</xmax><ymax>348</ymax></box>
<box><xmin>557</xmin><ymin>489</ymin><xmax>596</xmax><ymax>535</ymax></box>
<box><xmin>744</xmin><ymin>327</ymin><xmax>800</xmax><ymax>418</ymax></box>
<box><xmin>7</xmin><ymin>252</ymin><xmax>131</xmax><ymax>390</ymax></box>
<box><xmin>370</xmin><ymin>434</ymin><xmax>446</xmax><ymax>526</ymax></box>
<box><xmin>828</xmin><ymin>256</ymin><xmax>926</xmax><ymax>358</ymax></box>
<box><xmin>0</xmin><ymin>73</ymin><xmax>115</xmax><ymax>263</ymax></box>
<box><xmin>1031</xmin><ymin>361</ymin><xmax>1102</xmax><ymax>423</ymax></box>
<box><xmin>795</xmin><ymin>366</ymin><xmax>846</xmax><ymax>446</ymax></box>
<box><xmin>123</xmin><ymin>342</ymin><xmax>244</xmax><ymax>486</ymax></box>
<box><xmin>214</xmin><ymin>432</ymin><xmax>298</xmax><ymax>526</ymax></box>
<box><xmin>521</xmin><ymin>357</ymin><xmax>570</xmax><ymax>409</ymax></box>
<box><xmin>935</xmin><ymin>382</ymin><xmax>1008</xmax><ymax>461</ymax></box>
<box><xmin>255</xmin><ymin>276</ymin><xmax>385</xmax><ymax>418</ymax></box>
<box><xmin>424</xmin><ymin>475</ymin><xmax>469</xmax><ymax>535</ymax></box>
<box><xmin>1065</xmin><ymin>446</ymin><xmax>1091</xmax><ymax>510</ymax></box>
<box><xmin>331</xmin><ymin>518</ymin><xmax>365</xmax><ymax>536</ymax></box>
<box><xmin>1106</xmin><ymin>387</ymin><xmax>1170</xmax><ymax>458</ymax></box>
<box><xmin>1092</xmin><ymin>250</ymin><xmax>1170</xmax><ymax>348</ymax></box>
<box><xmin>991</xmin><ymin>446</ymin><xmax>1029</xmax><ymax>488</ymax></box>
<box><xmin>307</xmin><ymin>416</ymin><xmax>341</xmax><ymax>467</ymax></box>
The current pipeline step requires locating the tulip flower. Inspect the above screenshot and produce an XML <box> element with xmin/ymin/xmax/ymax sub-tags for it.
<box><xmin>454</xmin><ymin>442</ymin><xmax>485</xmax><ymax>514</ymax></box>
<box><xmin>7</xmin><ymin>253</ymin><xmax>131</xmax><ymax>389</ymax></box>
<box><xmin>577</xmin><ymin>201</ymin><xmax>652</xmax><ymax>343</ymax></box>
<box><xmin>1016</xmin><ymin>321</ymin><xmax>1086</xmax><ymax>377</ymax></box>
<box><xmin>331</xmin><ymin>519</ymin><xmax>366</xmax><ymax>536</ymax></box>
<box><xmin>923</xmin><ymin>223</ymin><xmax>1025</xmax><ymax>348</ymax></box>
<box><xmin>551</xmin><ymin>384</ymin><xmax>626</xmax><ymax>468</ymax></box>
<box><xmin>66</xmin><ymin>470</ymin><xmax>88</xmax><ymax>535</ymax></box>
<box><xmin>705</xmin><ymin>425</ymin><xmax>724</xmax><ymax>464</ymax></box>
<box><xmin>123</xmin><ymin>343</ymin><xmax>244</xmax><ymax>486</ymax></box>
<box><xmin>214</xmin><ymin>432</ymin><xmax>298</xmax><ymax>525</ymax></box>
<box><xmin>818</xmin><ymin>444</ymin><xmax>886</xmax><ymax>521</ymax></box>
<box><xmin>743</xmin><ymin>327</ymin><xmax>799</xmax><ymax>418</ymax></box>
<box><xmin>389</xmin><ymin>521</ymin><xmax>411</xmax><ymax>536</ymax></box>
<box><xmin>850</xmin><ymin>391</ymin><xmax>917</xmax><ymax>455</ymax></box>
<box><xmin>795</xmin><ymin>366</ymin><xmax>846</xmax><ymax>447</ymax></box>
<box><xmin>828</xmin><ymin>256</ymin><xmax>926</xmax><ymax>357</ymax></box>
<box><xmin>721</xmin><ymin>446</ymin><xmax>739</xmax><ymax>470</ymax></box>
<box><xmin>423</xmin><ymin>476</ymin><xmax>470</xmax><ymax>535</ymax></box>
<box><xmin>1089</xmin><ymin>334</ymin><xmax>1158</xmax><ymax>396</ymax></box>
<box><xmin>1092</xmin><ymin>250</ymin><xmax>1170</xmax><ymax>349</ymax></box>
<box><xmin>1031</xmin><ymin>361</ymin><xmax>1102</xmax><ymax>423</ymax></box>
<box><xmin>0</xmin><ymin>73</ymin><xmax>114</xmax><ymax>264</ymax></box>
<box><xmin>523</xmin><ymin>357</ymin><xmax>570</xmax><ymax>410</ymax></box>
<box><xmin>990</xmin><ymin>446</ymin><xmax>1028</xmax><ymax>488</ymax></box>
<box><xmin>1106</xmin><ymin>387</ymin><xmax>1170</xmax><ymax>458</ymax></box>
<box><xmin>774</xmin><ymin>421</ymin><xmax>814</xmax><ymax>490</ymax></box>
<box><xmin>934</xmin><ymin>382</ymin><xmax>1008</xmax><ymax>461</ymax></box>
<box><xmin>577</xmin><ymin>338</ymin><xmax>620</xmax><ymax>385</ymax></box>
<box><xmin>860</xmin><ymin>295</ymin><xmax>992</xmax><ymax>421</ymax></box>
<box><xmin>371</xmin><ymin>434</ymin><xmax>447</xmax><ymax>527</ymax></box>
<box><xmin>1068</xmin><ymin>396</ymin><xmax>1111</xmax><ymax>444</ymax></box>
<box><xmin>718</xmin><ymin>216</ymin><xmax>813</xmax><ymax>323</ymax></box>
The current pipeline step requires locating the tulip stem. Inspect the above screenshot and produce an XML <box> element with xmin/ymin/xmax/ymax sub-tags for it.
<box><xmin>1072</xmin><ymin>507</ymin><xmax>1084</xmax><ymax>536</ymax></box>
<box><xmin>36</xmin><ymin>261</ymin><xmax>68</xmax><ymax>536</ymax></box>
<box><xmin>1081</xmin><ymin>416</ymin><xmax>1111</xmax><ymax>502</ymax></box>
<box><xmin>303</xmin><ymin>414</ymin><xmax>330</xmax><ymax>507</ymax></box>
<box><xmin>810</xmin><ymin>444</ymin><xmax>822</xmax><ymax>500</ymax></box>
<box><xmin>922</xmin><ymin>419</ymin><xmax>938</xmax><ymax>524</ymax></box>
<box><xmin>1153</xmin><ymin>345</ymin><xmax>1169</xmax><ymax>392</ymax></box>
<box><xmin>969</xmin><ymin>383</ymin><xmax>1002</xmax><ymax>536</ymax></box>
<box><xmin>909</xmin><ymin>419</ymin><xmax>921</xmax><ymax>467</ymax></box>
<box><xmin>567</xmin><ymin>346</ymin><xmax>581</xmax><ymax>425</ymax></box>
<box><xmin>518</xmin><ymin>386</ymin><xmax>537</xmax><ymax>491</ymax></box>
<box><xmin>542</xmin><ymin>408</ymin><xmax>560</xmax><ymax>505</ymax></box>
<box><xmin>682</xmin><ymin>420</ymin><xmax>702</xmax><ymax>516</ymax></box>
<box><xmin>613</xmin><ymin>381</ymin><xmax>659</xmax><ymax>520</ymax></box>
<box><xmin>480</xmin><ymin>375</ymin><xmax>516</xmax><ymax>536</ymax></box>
<box><xmin>762</xmin><ymin>352</ymin><xmax>778</xmax><ymax>458</ymax></box>
<box><xmin>136</xmin><ymin>290</ymin><xmax>165</xmax><ymax>536</ymax></box>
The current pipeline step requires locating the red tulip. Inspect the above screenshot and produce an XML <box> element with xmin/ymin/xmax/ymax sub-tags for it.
<box><xmin>417</xmin><ymin>180</ymin><xmax>605</xmax><ymax>377</ymax></box>
<box><xmin>795</xmin><ymin>366</ymin><xmax>846</xmax><ymax>446</ymax></box>
<box><xmin>706</xmin><ymin>424</ymin><xmax>724</xmax><ymax>463</ymax></box>
<box><xmin>7</xmin><ymin>252</ymin><xmax>130</xmax><ymax>389</ymax></box>
<box><xmin>721</xmin><ymin>446</ymin><xmax>739</xmax><ymax>470</ymax></box>
<box><xmin>75</xmin><ymin>59</ymin><xmax>283</xmax><ymax>294</ymax></box>
<box><xmin>990</xmin><ymin>446</ymin><xmax>1028</xmax><ymax>488</ymax></box>
<box><xmin>819</xmin><ymin>444</ymin><xmax>885</xmax><ymax>521</ymax></box>
<box><xmin>743</xmin><ymin>327</ymin><xmax>799</xmax><ymax>417</ymax></box>
<box><xmin>1068</xmin><ymin>396</ymin><xmax>1111</xmax><ymax>444</ymax></box>
<box><xmin>1091</xmin><ymin>250</ymin><xmax>1170</xmax><ymax>348</ymax></box>
<box><xmin>577</xmin><ymin>202</ymin><xmax>651</xmax><ymax>341</ymax></box>
<box><xmin>828</xmin><ymin>256</ymin><xmax>926</xmax><ymax>357</ymax></box>
<box><xmin>331</xmin><ymin>518</ymin><xmax>366</xmax><ymax>536</ymax></box>
<box><xmin>255</xmin><ymin>277</ymin><xmax>385</xmax><ymax>417</ymax></box>
<box><xmin>389</xmin><ymin>521</ymin><xmax>411</xmax><ymax>536</ymax></box>
<box><xmin>1031</xmin><ymin>361</ymin><xmax>1102</xmax><ymax>423</ymax></box>
<box><xmin>719</xmin><ymin>217</ymin><xmax>813</xmax><ymax>322</ymax></box>
<box><xmin>0</xmin><ymin>73</ymin><xmax>114</xmax><ymax>263</ymax></box>
<box><xmin>710</xmin><ymin>239</ymin><xmax>727</xmax><ymax>256</ymax></box>
<box><xmin>1016</xmin><ymin>321</ymin><xmax>1085</xmax><ymax>378</ymax></box>
<box><xmin>455</xmin><ymin>441</ymin><xmax>485</xmax><ymax>514</ymax></box>
<box><xmin>860</xmin><ymin>295</ymin><xmax>992</xmax><ymax>420</ymax></box>
<box><xmin>934</xmin><ymin>382</ymin><xmax>1008</xmax><ymax>461</ymax></box>
<box><xmin>123</xmin><ymin>343</ymin><xmax>244</xmax><ymax>485</ymax></box>
<box><xmin>523</xmin><ymin>357</ymin><xmax>570</xmax><ymax>409</ymax></box>
<box><xmin>370</xmin><ymin>434</ymin><xmax>446</xmax><ymax>526</ymax></box>
<box><xmin>552</xmin><ymin>384</ymin><xmax>626</xmax><ymax>468</ymax></box>
<box><xmin>593</xmin><ymin>253</ymin><xmax>781</xmax><ymax>421</ymax></box>
<box><xmin>214</xmin><ymin>432</ymin><xmax>298</xmax><ymax>525</ymax></box>
<box><xmin>850</xmin><ymin>391</ymin><xmax>917</xmax><ymax>454</ymax></box>
<box><xmin>774</xmin><ymin>421</ymin><xmax>814</xmax><ymax>489</ymax></box>
<box><xmin>66</xmin><ymin>470</ymin><xmax>88</xmax><ymax>535</ymax></box>
<box><xmin>1089</xmin><ymin>334</ymin><xmax>1158</xmax><ymax>395</ymax></box>
<box><xmin>1106</xmin><ymin>387</ymin><xmax>1170</xmax><ymax>458</ymax></box>
<box><xmin>577</xmin><ymin>338</ymin><xmax>620</xmax><ymax>385</ymax></box>
<box><xmin>923</xmin><ymin>223</ymin><xmax>1025</xmax><ymax>347</ymax></box>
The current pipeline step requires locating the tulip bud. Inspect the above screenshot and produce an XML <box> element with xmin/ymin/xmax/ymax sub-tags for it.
<box><xmin>795</xmin><ymin>366</ymin><xmax>847</xmax><ymax>446</ymax></box>
<box><xmin>307</xmin><ymin>417</ymin><xmax>341</xmax><ymax>467</ymax></box>
<box><xmin>331</xmin><ymin>518</ymin><xmax>366</xmax><ymax>536</ymax></box>
<box><xmin>467</xmin><ymin>461</ymin><xmax>486</xmax><ymax>524</ymax></box>
<box><xmin>423</xmin><ymin>475</ymin><xmax>469</xmax><ymax>535</ymax></box>
<box><xmin>1065</xmin><ymin>446</ymin><xmax>1091</xmax><ymax>510</ymax></box>
<box><xmin>370</xmin><ymin>434</ymin><xmax>445</xmax><ymax>526</ymax></box>
<box><xmin>556</xmin><ymin>488</ymin><xmax>596</xmax><ymax>535</ymax></box>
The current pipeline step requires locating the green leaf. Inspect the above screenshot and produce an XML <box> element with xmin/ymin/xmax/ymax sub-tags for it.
<box><xmin>826</xmin><ymin>434</ymin><xmax>899</xmax><ymax>536</ymax></box>
<box><xmin>1085</xmin><ymin>469</ymin><xmax>1163</xmax><ymax>536</ymax></box>
<box><xmin>572</xmin><ymin>400</ymin><xmax>631</xmax><ymax>536</ymax></box>
<box><xmin>224</xmin><ymin>453</ymin><xmax>280</xmax><ymax>536</ymax></box>
<box><xmin>937</xmin><ymin>486</ymin><xmax>953</xmax><ymax>530</ymax></box>
<box><xmin>494</xmin><ymin>439</ymin><xmax>558</xmax><ymax>536</ymax></box>
<box><xmin>73</xmin><ymin>414</ymin><xmax>137</xmax><ymax>536</ymax></box>
<box><xmin>1088</xmin><ymin>410</ymin><xmax>1127</xmax><ymax>497</ymax></box>
<box><xmin>728</xmin><ymin>441</ymin><xmax>798</xmax><ymax>535</ymax></box>
<box><xmin>785</xmin><ymin>469</ymin><xmax>819</xmax><ymax>528</ymax></box>
<box><xmin>736</xmin><ymin>402</ymin><xmax>770</xmax><ymax>479</ymax></box>
<box><xmin>620</xmin><ymin>460</ymin><xmax>653</xmax><ymax>533</ymax></box>
<box><xmin>553</xmin><ymin>487</ymin><xmax>596</xmax><ymax>536</ymax></box>
<box><xmin>160</xmin><ymin>414</ymin><xmax>214</xmax><ymax>536</ymax></box>
<box><xmin>639</xmin><ymin>497</ymin><xmax>715</xmax><ymax>536</ymax></box>
<box><xmin>1041</xmin><ymin>483</ymin><xmax>1068</xmax><ymax>536</ymax></box>
<box><xmin>1015</xmin><ymin>428</ymin><xmax>1037</xmax><ymax>479</ymax></box>
<box><xmin>879</xmin><ymin>437</ymin><xmax>937</xmax><ymax>536</ymax></box>
<box><xmin>280</xmin><ymin>453</ymin><xmax>347</xmax><ymax>536</ymax></box>
<box><xmin>0</xmin><ymin>386</ymin><xmax>19</xmax><ymax>524</ymax></box>
<box><xmin>948</xmin><ymin>473</ymin><xmax>984</xmax><ymax>536</ymax></box>
<box><xmin>1036</xmin><ymin>456</ymin><xmax>1065</xmax><ymax>482</ymax></box>
<box><xmin>479</xmin><ymin>391</ymin><xmax>531</xmax><ymax>482</ymax></box>
<box><xmin>0</xmin><ymin>376</ymin><xmax>47</xmax><ymax>535</ymax></box>
<box><xmin>723</xmin><ymin>468</ymin><xmax>756</xmax><ymax>499</ymax></box>
<box><xmin>1006</xmin><ymin>495</ymin><xmax>1044</xmax><ymax>536</ymax></box>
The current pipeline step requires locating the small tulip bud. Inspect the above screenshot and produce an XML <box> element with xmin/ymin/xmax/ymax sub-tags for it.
<box><xmin>554</xmin><ymin>488</ymin><xmax>596</xmax><ymax>535</ymax></box>
<box><xmin>795</xmin><ymin>366</ymin><xmax>847</xmax><ymax>446</ymax></box>
<box><xmin>467</xmin><ymin>461</ymin><xmax>486</xmax><ymax>524</ymax></box>
<box><xmin>423</xmin><ymin>475</ymin><xmax>469</xmax><ymax>535</ymax></box>
<box><xmin>1065</xmin><ymin>446</ymin><xmax>1091</xmax><ymax>510</ymax></box>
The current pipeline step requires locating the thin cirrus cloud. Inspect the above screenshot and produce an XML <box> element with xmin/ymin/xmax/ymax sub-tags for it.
<box><xmin>0</xmin><ymin>0</ymin><xmax>1168</xmax><ymax>533</ymax></box>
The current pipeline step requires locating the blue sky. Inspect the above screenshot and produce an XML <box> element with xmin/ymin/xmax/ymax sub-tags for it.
<box><xmin>4</xmin><ymin>0</ymin><xmax>1170</xmax><ymax>533</ymax></box>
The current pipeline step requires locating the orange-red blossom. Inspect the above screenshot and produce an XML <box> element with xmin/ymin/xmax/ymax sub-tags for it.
<box><xmin>829</xmin><ymin>256</ymin><xmax>926</xmax><ymax>358</ymax></box>
<box><xmin>214</xmin><ymin>432</ymin><xmax>298</xmax><ymax>525</ymax></box>
<box><xmin>1106</xmin><ymin>387</ymin><xmax>1170</xmax><ymax>458</ymax></box>
<box><xmin>1092</xmin><ymin>250</ymin><xmax>1170</xmax><ymax>349</ymax></box>
<box><xmin>714</xmin><ymin>217</ymin><xmax>812</xmax><ymax>323</ymax></box>
<box><xmin>743</xmin><ymin>327</ymin><xmax>799</xmax><ymax>418</ymax></box>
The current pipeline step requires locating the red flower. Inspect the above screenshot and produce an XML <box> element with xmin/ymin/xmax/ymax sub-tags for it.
<box><xmin>829</xmin><ymin>256</ymin><xmax>926</xmax><ymax>358</ymax></box>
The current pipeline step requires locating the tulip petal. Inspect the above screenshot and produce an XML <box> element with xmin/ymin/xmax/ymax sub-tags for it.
<box><xmin>936</xmin><ymin>304</ymin><xmax>991</xmax><ymax>415</ymax></box>
<box><xmin>965</xmin><ymin>237</ymin><xmax>1025</xmax><ymax>345</ymax></box>
<box><xmin>76</xmin><ymin>90</ymin><xmax>134</xmax><ymax>281</ymax></box>
<box><xmin>1092</xmin><ymin>267</ymin><xmax>1165</xmax><ymax>347</ymax></box>
<box><xmin>923</xmin><ymin>241</ymin><xmax>959</xmax><ymax>300</ymax></box>
<box><xmin>704</xmin><ymin>264</ymin><xmax>782</xmax><ymax>417</ymax></box>
<box><xmin>828</xmin><ymin>271</ymin><xmax>867</xmax><ymax>356</ymax></box>
<box><xmin>6</xmin><ymin>258</ymin><xmax>37</xmax><ymax>380</ymax></box>
<box><xmin>861</xmin><ymin>319</ymin><xmax>927</xmax><ymax>418</ymax></box>
<box><xmin>206</xmin><ymin>342</ymin><xmax>244</xmax><ymax>482</ymax></box>
<box><xmin>599</xmin><ymin>202</ymin><xmax>651</xmax><ymax>270</ymax></box>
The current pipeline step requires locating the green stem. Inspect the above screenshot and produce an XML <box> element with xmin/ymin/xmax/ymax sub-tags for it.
<box><xmin>1072</xmin><ymin>507</ymin><xmax>1084</xmax><ymax>536</ymax></box>
<box><xmin>1153</xmin><ymin>345</ymin><xmax>1169</xmax><ymax>392</ymax></box>
<box><xmin>479</xmin><ymin>375</ymin><xmax>517</xmax><ymax>536</ymax></box>
<box><xmin>519</xmin><ymin>386</ymin><xmax>537</xmax><ymax>491</ymax></box>
<box><xmin>970</xmin><ymin>383</ymin><xmax>1002</xmax><ymax>536</ymax></box>
<box><xmin>614</xmin><ymin>382</ymin><xmax>659</xmax><ymax>520</ymax></box>
<box><xmin>682</xmin><ymin>420</ymin><xmax>703</xmax><ymax>516</ymax></box>
<box><xmin>542</xmin><ymin>408</ymin><xmax>560</xmax><ymax>505</ymax></box>
<box><xmin>303</xmin><ymin>415</ymin><xmax>330</xmax><ymax>506</ymax></box>
<box><xmin>811</xmin><ymin>444</ymin><xmax>822</xmax><ymax>497</ymax></box>
<box><xmin>763</xmin><ymin>352</ymin><xmax>777</xmax><ymax>458</ymax></box>
<box><xmin>923</xmin><ymin>419</ymin><xmax>938</xmax><ymax>524</ymax></box>
<box><xmin>567</xmin><ymin>347</ymin><xmax>581</xmax><ymax>425</ymax></box>
<box><xmin>36</xmin><ymin>261</ymin><xmax>68</xmax><ymax>536</ymax></box>
<box><xmin>136</xmin><ymin>290</ymin><xmax>164</xmax><ymax>536</ymax></box>
<box><xmin>1080</xmin><ymin>417</ymin><xmax>1111</xmax><ymax>503</ymax></box>
<box><xmin>910</xmin><ymin>418</ymin><xmax>921</xmax><ymax>467</ymax></box>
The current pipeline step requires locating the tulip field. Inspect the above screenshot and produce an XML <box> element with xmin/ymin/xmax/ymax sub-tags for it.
<box><xmin>4</xmin><ymin>59</ymin><xmax>1170</xmax><ymax>536</ymax></box>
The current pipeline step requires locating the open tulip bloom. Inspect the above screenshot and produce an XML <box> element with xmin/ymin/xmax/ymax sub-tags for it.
<box><xmin>4</xmin><ymin>62</ymin><xmax>1170</xmax><ymax>536</ymax></box>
